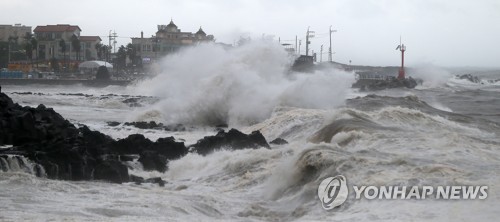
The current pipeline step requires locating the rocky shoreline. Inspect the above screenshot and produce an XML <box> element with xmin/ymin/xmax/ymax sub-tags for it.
<box><xmin>0</xmin><ymin>92</ymin><xmax>270</xmax><ymax>184</ymax></box>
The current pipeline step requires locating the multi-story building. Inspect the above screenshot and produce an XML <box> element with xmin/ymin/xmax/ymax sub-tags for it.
<box><xmin>33</xmin><ymin>24</ymin><xmax>102</xmax><ymax>62</ymax></box>
<box><xmin>34</xmin><ymin>24</ymin><xmax>81</xmax><ymax>61</ymax></box>
<box><xmin>131</xmin><ymin>20</ymin><xmax>214</xmax><ymax>64</ymax></box>
<box><xmin>79</xmin><ymin>36</ymin><xmax>102</xmax><ymax>61</ymax></box>
<box><xmin>0</xmin><ymin>24</ymin><xmax>32</xmax><ymax>44</ymax></box>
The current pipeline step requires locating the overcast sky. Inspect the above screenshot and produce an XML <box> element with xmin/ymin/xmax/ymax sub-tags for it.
<box><xmin>2</xmin><ymin>0</ymin><xmax>499</xmax><ymax>67</ymax></box>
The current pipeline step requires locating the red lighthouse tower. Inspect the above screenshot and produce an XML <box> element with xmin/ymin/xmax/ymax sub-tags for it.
<box><xmin>396</xmin><ymin>39</ymin><xmax>406</xmax><ymax>79</ymax></box>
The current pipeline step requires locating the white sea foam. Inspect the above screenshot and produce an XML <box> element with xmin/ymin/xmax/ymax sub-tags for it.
<box><xmin>133</xmin><ymin>41</ymin><xmax>355</xmax><ymax>126</ymax></box>
<box><xmin>1</xmin><ymin>53</ymin><xmax>499</xmax><ymax>222</ymax></box>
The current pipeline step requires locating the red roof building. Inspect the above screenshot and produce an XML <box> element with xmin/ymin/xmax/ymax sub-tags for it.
<box><xmin>34</xmin><ymin>25</ymin><xmax>101</xmax><ymax>62</ymax></box>
<box><xmin>33</xmin><ymin>24</ymin><xmax>81</xmax><ymax>33</ymax></box>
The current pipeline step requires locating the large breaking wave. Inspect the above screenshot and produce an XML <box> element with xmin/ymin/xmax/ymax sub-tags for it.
<box><xmin>133</xmin><ymin>41</ymin><xmax>355</xmax><ymax>126</ymax></box>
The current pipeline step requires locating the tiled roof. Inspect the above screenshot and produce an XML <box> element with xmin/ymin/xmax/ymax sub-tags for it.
<box><xmin>80</xmin><ymin>36</ymin><xmax>101</xmax><ymax>41</ymax></box>
<box><xmin>34</xmin><ymin>24</ymin><xmax>81</xmax><ymax>33</ymax></box>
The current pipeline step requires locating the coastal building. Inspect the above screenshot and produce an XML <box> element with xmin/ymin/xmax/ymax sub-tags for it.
<box><xmin>79</xmin><ymin>36</ymin><xmax>102</xmax><ymax>61</ymax></box>
<box><xmin>33</xmin><ymin>24</ymin><xmax>102</xmax><ymax>62</ymax></box>
<box><xmin>0</xmin><ymin>24</ymin><xmax>32</xmax><ymax>44</ymax></box>
<box><xmin>131</xmin><ymin>20</ymin><xmax>214</xmax><ymax>64</ymax></box>
<box><xmin>34</xmin><ymin>24</ymin><xmax>81</xmax><ymax>61</ymax></box>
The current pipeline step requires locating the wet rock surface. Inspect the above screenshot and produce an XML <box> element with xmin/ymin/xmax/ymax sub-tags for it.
<box><xmin>0</xmin><ymin>92</ymin><xmax>269</xmax><ymax>184</ymax></box>
<box><xmin>191</xmin><ymin>129</ymin><xmax>270</xmax><ymax>156</ymax></box>
<box><xmin>270</xmin><ymin>138</ymin><xmax>288</xmax><ymax>145</ymax></box>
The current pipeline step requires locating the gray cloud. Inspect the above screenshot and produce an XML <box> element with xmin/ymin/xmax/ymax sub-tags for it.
<box><xmin>2</xmin><ymin>0</ymin><xmax>499</xmax><ymax>67</ymax></box>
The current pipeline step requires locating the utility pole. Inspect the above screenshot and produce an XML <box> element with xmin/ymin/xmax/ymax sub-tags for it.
<box><xmin>299</xmin><ymin>40</ymin><xmax>302</xmax><ymax>55</ymax></box>
<box><xmin>305</xmin><ymin>27</ymin><xmax>315</xmax><ymax>56</ymax></box>
<box><xmin>108</xmin><ymin>30</ymin><xmax>112</xmax><ymax>63</ymax></box>
<box><xmin>329</xmin><ymin>26</ymin><xmax>337</xmax><ymax>62</ymax></box>
<box><xmin>295</xmin><ymin>35</ymin><xmax>298</xmax><ymax>55</ymax></box>
<box><xmin>112</xmin><ymin>30</ymin><xmax>117</xmax><ymax>54</ymax></box>
<box><xmin>320</xmin><ymin>45</ymin><xmax>323</xmax><ymax>62</ymax></box>
<box><xmin>108</xmin><ymin>30</ymin><xmax>118</xmax><ymax>62</ymax></box>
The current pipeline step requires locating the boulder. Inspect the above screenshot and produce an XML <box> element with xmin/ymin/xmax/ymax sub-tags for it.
<box><xmin>107</xmin><ymin>121</ymin><xmax>121</xmax><ymax>127</ymax></box>
<box><xmin>124</xmin><ymin>121</ymin><xmax>163</xmax><ymax>130</ymax></box>
<box><xmin>457</xmin><ymin>74</ymin><xmax>481</xmax><ymax>83</ymax></box>
<box><xmin>151</xmin><ymin>137</ymin><xmax>187</xmax><ymax>160</ymax></box>
<box><xmin>270</xmin><ymin>138</ymin><xmax>288</xmax><ymax>145</ymax></box>
<box><xmin>111</xmin><ymin>134</ymin><xmax>153</xmax><ymax>154</ymax></box>
<box><xmin>145</xmin><ymin>177</ymin><xmax>166</xmax><ymax>187</ymax></box>
<box><xmin>130</xmin><ymin>174</ymin><xmax>145</xmax><ymax>185</ymax></box>
<box><xmin>139</xmin><ymin>151</ymin><xmax>168</xmax><ymax>172</ymax></box>
<box><xmin>191</xmin><ymin>128</ymin><xmax>270</xmax><ymax>156</ymax></box>
<box><xmin>94</xmin><ymin>160</ymin><xmax>129</xmax><ymax>183</ymax></box>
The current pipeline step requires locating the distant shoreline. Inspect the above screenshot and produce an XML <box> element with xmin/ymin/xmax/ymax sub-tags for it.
<box><xmin>0</xmin><ymin>78</ymin><xmax>131</xmax><ymax>86</ymax></box>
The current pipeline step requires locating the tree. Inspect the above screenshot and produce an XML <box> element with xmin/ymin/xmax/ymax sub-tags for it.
<box><xmin>115</xmin><ymin>45</ymin><xmax>127</xmax><ymax>70</ymax></box>
<box><xmin>59</xmin><ymin>39</ymin><xmax>66</xmax><ymax>70</ymax></box>
<box><xmin>30</xmin><ymin>37</ymin><xmax>38</xmax><ymax>68</ymax></box>
<box><xmin>24</xmin><ymin>40</ymin><xmax>33</xmax><ymax>66</ymax></box>
<box><xmin>95</xmin><ymin>43</ymin><xmax>110</xmax><ymax>62</ymax></box>
<box><xmin>71</xmin><ymin>35</ymin><xmax>81</xmax><ymax>61</ymax></box>
<box><xmin>95</xmin><ymin>43</ymin><xmax>106</xmax><ymax>60</ymax></box>
<box><xmin>126</xmin><ymin>43</ymin><xmax>138</xmax><ymax>66</ymax></box>
<box><xmin>23</xmin><ymin>33</ymin><xmax>33</xmax><ymax>66</ymax></box>
<box><xmin>7</xmin><ymin>36</ymin><xmax>24</xmax><ymax>63</ymax></box>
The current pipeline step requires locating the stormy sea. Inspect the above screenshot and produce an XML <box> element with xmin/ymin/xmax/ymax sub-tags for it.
<box><xmin>1</xmin><ymin>42</ymin><xmax>499</xmax><ymax>221</ymax></box>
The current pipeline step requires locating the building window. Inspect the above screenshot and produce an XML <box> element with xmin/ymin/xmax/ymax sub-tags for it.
<box><xmin>142</xmin><ymin>44</ymin><xmax>152</xmax><ymax>52</ymax></box>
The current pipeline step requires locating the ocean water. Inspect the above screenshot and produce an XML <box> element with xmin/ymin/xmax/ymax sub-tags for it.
<box><xmin>1</xmin><ymin>42</ymin><xmax>499</xmax><ymax>221</ymax></box>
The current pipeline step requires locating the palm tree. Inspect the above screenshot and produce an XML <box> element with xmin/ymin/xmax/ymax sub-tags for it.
<box><xmin>23</xmin><ymin>33</ymin><xmax>34</xmax><ymax>67</ymax></box>
<box><xmin>95</xmin><ymin>43</ymin><xmax>103</xmax><ymax>60</ymax></box>
<box><xmin>71</xmin><ymin>35</ymin><xmax>81</xmax><ymax>61</ymax></box>
<box><xmin>126</xmin><ymin>43</ymin><xmax>137</xmax><ymax>66</ymax></box>
<box><xmin>59</xmin><ymin>39</ymin><xmax>66</xmax><ymax>71</ymax></box>
<box><xmin>30</xmin><ymin>37</ymin><xmax>38</xmax><ymax>68</ymax></box>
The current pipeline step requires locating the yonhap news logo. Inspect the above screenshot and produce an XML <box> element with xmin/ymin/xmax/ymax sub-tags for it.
<box><xmin>317</xmin><ymin>175</ymin><xmax>348</xmax><ymax>210</ymax></box>
<box><xmin>318</xmin><ymin>175</ymin><xmax>488</xmax><ymax>210</ymax></box>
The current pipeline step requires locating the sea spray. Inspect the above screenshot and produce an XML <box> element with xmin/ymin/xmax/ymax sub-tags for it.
<box><xmin>133</xmin><ymin>41</ymin><xmax>355</xmax><ymax>126</ymax></box>
<box><xmin>411</xmin><ymin>64</ymin><xmax>452</xmax><ymax>88</ymax></box>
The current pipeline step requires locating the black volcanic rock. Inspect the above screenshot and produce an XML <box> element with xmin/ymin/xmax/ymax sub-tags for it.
<box><xmin>130</xmin><ymin>174</ymin><xmax>145</xmax><ymax>184</ymax></box>
<box><xmin>124</xmin><ymin>121</ymin><xmax>163</xmax><ymax>129</ymax></box>
<box><xmin>122</xmin><ymin>98</ymin><xmax>142</xmax><ymax>107</ymax></box>
<box><xmin>0</xmin><ymin>92</ymin><xmax>273</xmax><ymax>184</ymax></box>
<box><xmin>112</xmin><ymin>134</ymin><xmax>154</xmax><ymax>154</ymax></box>
<box><xmin>457</xmin><ymin>74</ymin><xmax>481</xmax><ymax>83</ymax></box>
<box><xmin>0</xmin><ymin>93</ymin><xmax>187</xmax><ymax>183</ymax></box>
<box><xmin>94</xmin><ymin>160</ymin><xmax>129</xmax><ymax>183</ymax></box>
<box><xmin>123</xmin><ymin>121</ymin><xmax>186</xmax><ymax>131</ymax></box>
<box><xmin>1</xmin><ymin>93</ymin><xmax>79</xmax><ymax>146</ymax></box>
<box><xmin>111</xmin><ymin>134</ymin><xmax>187</xmax><ymax>172</ymax></box>
<box><xmin>191</xmin><ymin>129</ymin><xmax>270</xmax><ymax>156</ymax></box>
<box><xmin>151</xmin><ymin>137</ymin><xmax>188</xmax><ymax>159</ymax></box>
<box><xmin>270</xmin><ymin>138</ymin><xmax>288</xmax><ymax>145</ymax></box>
<box><xmin>139</xmin><ymin>151</ymin><xmax>168</xmax><ymax>172</ymax></box>
<box><xmin>107</xmin><ymin>121</ymin><xmax>121</xmax><ymax>127</ymax></box>
<box><xmin>145</xmin><ymin>177</ymin><xmax>166</xmax><ymax>187</ymax></box>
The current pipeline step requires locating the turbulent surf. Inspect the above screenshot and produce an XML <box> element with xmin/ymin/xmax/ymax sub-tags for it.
<box><xmin>1</xmin><ymin>42</ymin><xmax>499</xmax><ymax>221</ymax></box>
